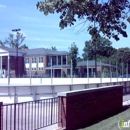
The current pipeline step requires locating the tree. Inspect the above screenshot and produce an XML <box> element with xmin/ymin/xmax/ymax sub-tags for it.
<box><xmin>68</xmin><ymin>42</ymin><xmax>78</xmax><ymax>75</ymax></box>
<box><xmin>0</xmin><ymin>33</ymin><xmax>27</xmax><ymax>49</ymax></box>
<box><xmin>102</xmin><ymin>68</ymin><xmax>109</xmax><ymax>78</ymax></box>
<box><xmin>0</xmin><ymin>33</ymin><xmax>27</xmax><ymax>77</ymax></box>
<box><xmin>37</xmin><ymin>0</ymin><xmax>130</xmax><ymax>41</ymax></box>
<box><xmin>77</xmin><ymin>57</ymin><xmax>83</xmax><ymax>62</ymax></box>
<box><xmin>82</xmin><ymin>37</ymin><xmax>116</xmax><ymax>61</ymax></box>
<box><xmin>110</xmin><ymin>47</ymin><xmax>130</xmax><ymax>74</ymax></box>
<box><xmin>51</xmin><ymin>46</ymin><xmax>57</xmax><ymax>51</ymax></box>
<box><xmin>19</xmin><ymin>44</ymin><xmax>28</xmax><ymax>50</ymax></box>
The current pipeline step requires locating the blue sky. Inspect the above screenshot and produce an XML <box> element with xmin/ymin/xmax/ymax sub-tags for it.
<box><xmin>0</xmin><ymin>0</ymin><xmax>130</xmax><ymax>56</ymax></box>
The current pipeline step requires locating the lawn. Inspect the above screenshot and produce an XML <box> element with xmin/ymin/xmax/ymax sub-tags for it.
<box><xmin>80</xmin><ymin>107</ymin><xmax>130</xmax><ymax>130</ymax></box>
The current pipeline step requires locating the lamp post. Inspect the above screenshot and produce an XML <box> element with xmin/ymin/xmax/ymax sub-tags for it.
<box><xmin>92</xmin><ymin>16</ymin><xmax>98</xmax><ymax>78</ymax></box>
<box><xmin>12</xmin><ymin>29</ymin><xmax>21</xmax><ymax>78</ymax></box>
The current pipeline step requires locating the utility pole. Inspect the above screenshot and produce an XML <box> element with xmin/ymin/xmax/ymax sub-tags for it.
<box><xmin>12</xmin><ymin>29</ymin><xmax>21</xmax><ymax>78</ymax></box>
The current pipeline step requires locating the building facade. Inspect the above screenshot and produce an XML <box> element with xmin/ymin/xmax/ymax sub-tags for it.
<box><xmin>0</xmin><ymin>47</ymin><xmax>68</xmax><ymax>78</ymax></box>
<box><xmin>0</xmin><ymin>47</ymin><xmax>115</xmax><ymax>78</ymax></box>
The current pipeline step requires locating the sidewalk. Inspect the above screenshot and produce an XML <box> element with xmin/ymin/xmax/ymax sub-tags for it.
<box><xmin>39</xmin><ymin>124</ymin><xmax>58</xmax><ymax>130</ymax></box>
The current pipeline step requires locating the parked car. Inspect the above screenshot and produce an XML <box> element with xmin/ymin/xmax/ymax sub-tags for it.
<box><xmin>118</xmin><ymin>74</ymin><xmax>130</xmax><ymax>78</ymax></box>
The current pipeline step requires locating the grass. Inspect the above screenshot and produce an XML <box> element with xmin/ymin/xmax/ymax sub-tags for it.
<box><xmin>80</xmin><ymin>106</ymin><xmax>130</xmax><ymax>130</ymax></box>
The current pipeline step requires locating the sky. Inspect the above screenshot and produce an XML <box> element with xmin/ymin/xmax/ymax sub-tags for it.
<box><xmin>0</xmin><ymin>0</ymin><xmax>130</xmax><ymax>57</ymax></box>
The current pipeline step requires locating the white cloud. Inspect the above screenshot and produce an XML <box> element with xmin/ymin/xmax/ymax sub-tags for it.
<box><xmin>0</xmin><ymin>4</ymin><xmax>6</xmax><ymax>8</ymax></box>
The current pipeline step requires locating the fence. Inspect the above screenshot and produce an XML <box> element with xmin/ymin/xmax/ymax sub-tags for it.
<box><xmin>0</xmin><ymin>97</ymin><xmax>58</xmax><ymax>130</ymax></box>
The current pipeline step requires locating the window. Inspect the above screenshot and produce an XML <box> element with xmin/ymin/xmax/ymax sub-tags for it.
<box><xmin>39</xmin><ymin>57</ymin><xmax>43</xmax><ymax>63</ymax></box>
<box><xmin>32</xmin><ymin>58</ymin><xmax>36</xmax><ymax>63</ymax></box>
<box><xmin>47</xmin><ymin>56</ymin><xmax>51</xmax><ymax>66</ymax></box>
<box><xmin>26</xmin><ymin>68</ymin><xmax>30</xmax><ymax>71</ymax></box>
<box><xmin>25</xmin><ymin>58</ymin><xmax>29</xmax><ymax>63</ymax></box>
<box><xmin>32</xmin><ymin>67</ymin><xmax>37</xmax><ymax>71</ymax></box>
<box><xmin>39</xmin><ymin>67</ymin><xmax>43</xmax><ymax>70</ymax></box>
<box><xmin>52</xmin><ymin>56</ymin><xmax>56</xmax><ymax>65</ymax></box>
<box><xmin>67</xmin><ymin>69</ymin><xmax>70</xmax><ymax>75</ymax></box>
<box><xmin>63</xmin><ymin>55</ymin><xmax>66</xmax><ymax>65</ymax></box>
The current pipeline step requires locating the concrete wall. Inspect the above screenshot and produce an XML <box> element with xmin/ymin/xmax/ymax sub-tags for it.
<box><xmin>58</xmin><ymin>85</ymin><xmax>123</xmax><ymax>130</ymax></box>
<box><xmin>0</xmin><ymin>78</ymin><xmax>129</xmax><ymax>104</ymax></box>
<box><xmin>0</xmin><ymin>78</ymin><xmax>130</xmax><ymax>85</ymax></box>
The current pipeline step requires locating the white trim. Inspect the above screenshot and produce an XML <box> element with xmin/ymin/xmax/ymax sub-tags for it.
<box><xmin>0</xmin><ymin>48</ymin><xmax>8</xmax><ymax>53</ymax></box>
<box><xmin>57</xmin><ymin>85</ymin><xmax>122</xmax><ymax>97</ymax></box>
<box><xmin>0</xmin><ymin>52</ymin><xmax>23</xmax><ymax>56</ymax></box>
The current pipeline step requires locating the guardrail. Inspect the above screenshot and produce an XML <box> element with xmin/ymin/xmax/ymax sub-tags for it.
<box><xmin>0</xmin><ymin>97</ymin><xmax>58</xmax><ymax>130</ymax></box>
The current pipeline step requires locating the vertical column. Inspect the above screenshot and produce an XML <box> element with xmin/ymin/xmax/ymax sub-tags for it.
<box><xmin>61</xmin><ymin>56</ymin><xmax>63</xmax><ymax>78</ymax></box>
<box><xmin>0</xmin><ymin>102</ymin><xmax>3</xmax><ymax>130</ymax></box>
<box><xmin>51</xmin><ymin>57</ymin><xmax>53</xmax><ymax>84</ymax></box>
<box><xmin>116</xmin><ymin>62</ymin><xmax>118</xmax><ymax>82</ymax></box>
<box><xmin>30</xmin><ymin>57</ymin><xmax>32</xmax><ymax>85</ymax></box>
<box><xmin>61</xmin><ymin>69</ymin><xmax>62</xmax><ymax>78</ymax></box>
<box><xmin>53</xmin><ymin>69</ymin><xmax>55</xmax><ymax>78</ymax></box>
<box><xmin>14</xmin><ymin>87</ymin><xmax>18</xmax><ymax>103</ymax></box>
<box><xmin>66</xmin><ymin>55</ymin><xmax>67</xmax><ymax>65</ymax></box>
<box><xmin>0</xmin><ymin>57</ymin><xmax>1</xmax><ymax>70</ymax></box>
<box><xmin>110</xmin><ymin>60</ymin><xmax>112</xmax><ymax>83</ymax></box>
<box><xmin>61</xmin><ymin>56</ymin><xmax>63</xmax><ymax>65</ymax></box>
<box><xmin>33</xmin><ymin>86</ymin><xmax>36</xmax><ymax>101</ymax></box>
<box><xmin>100</xmin><ymin>60</ymin><xmax>102</xmax><ymax>85</ymax></box>
<box><xmin>71</xmin><ymin>59</ymin><xmax>73</xmax><ymax>84</ymax></box>
<box><xmin>57</xmin><ymin>56</ymin><xmax>58</xmax><ymax>65</ymax></box>
<box><xmin>91</xmin><ymin>68</ymin><xmax>93</xmax><ymax>77</ymax></box>
<box><xmin>127</xmin><ymin>63</ymin><xmax>128</xmax><ymax>81</ymax></box>
<box><xmin>0</xmin><ymin>56</ymin><xmax>2</xmax><ymax>77</ymax></box>
<box><xmin>87</xmin><ymin>60</ymin><xmax>89</xmax><ymax>83</ymax></box>
<box><xmin>122</xmin><ymin>62</ymin><xmax>124</xmax><ymax>82</ymax></box>
<box><xmin>8</xmin><ymin>55</ymin><xmax>10</xmax><ymax>85</ymax></box>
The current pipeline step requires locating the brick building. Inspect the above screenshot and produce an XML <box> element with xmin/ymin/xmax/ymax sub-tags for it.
<box><xmin>0</xmin><ymin>47</ymin><xmax>68</xmax><ymax>77</ymax></box>
<box><xmin>0</xmin><ymin>46</ymin><xmax>115</xmax><ymax>78</ymax></box>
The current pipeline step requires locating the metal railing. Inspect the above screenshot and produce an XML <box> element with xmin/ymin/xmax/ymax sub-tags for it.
<box><xmin>1</xmin><ymin>97</ymin><xmax>58</xmax><ymax>130</ymax></box>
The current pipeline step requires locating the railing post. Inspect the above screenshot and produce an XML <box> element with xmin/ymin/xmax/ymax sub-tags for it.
<box><xmin>14</xmin><ymin>104</ymin><xmax>16</xmax><ymax>130</ymax></box>
<box><xmin>0</xmin><ymin>102</ymin><xmax>3</xmax><ymax>130</ymax></box>
<box><xmin>51</xmin><ymin>98</ymin><xmax>53</xmax><ymax>124</ymax></box>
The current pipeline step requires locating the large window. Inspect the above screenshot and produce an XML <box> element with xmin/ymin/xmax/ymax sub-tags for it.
<box><xmin>25</xmin><ymin>58</ymin><xmax>29</xmax><ymax>63</ymax></box>
<box><xmin>39</xmin><ymin>57</ymin><xmax>43</xmax><ymax>63</ymax></box>
<box><xmin>32</xmin><ymin>58</ymin><xmax>36</xmax><ymax>63</ymax></box>
<box><xmin>52</xmin><ymin>56</ymin><xmax>56</xmax><ymax>65</ymax></box>
<box><xmin>32</xmin><ymin>67</ymin><xmax>37</xmax><ymax>71</ymax></box>
<box><xmin>63</xmin><ymin>55</ymin><xmax>66</xmax><ymax>65</ymax></box>
<box><xmin>39</xmin><ymin>67</ymin><xmax>43</xmax><ymax>70</ymax></box>
<box><xmin>26</xmin><ymin>68</ymin><xmax>30</xmax><ymax>71</ymax></box>
<box><xmin>67</xmin><ymin>69</ymin><xmax>70</xmax><ymax>75</ymax></box>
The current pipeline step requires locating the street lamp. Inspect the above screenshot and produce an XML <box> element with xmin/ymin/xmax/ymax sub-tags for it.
<box><xmin>12</xmin><ymin>29</ymin><xmax>21</xmax><ymax>77</ymax></box>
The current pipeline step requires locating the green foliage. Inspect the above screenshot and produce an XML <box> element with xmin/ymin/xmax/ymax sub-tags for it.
<box><xmin>68</xmin><ymin>42</ymin><xmax>78</xmax><ymax>75</ymax></box>
<box><xmin>102</xmin><ymin>68</ymin><xmax>109</xmax><ymax>78</ymax></box>
<box><xmin>0</xmin><ymin>33</ymin><xmax>27</xmax><ymax>49</ymax></box>
<box><xmin>51</xmin><ymin>46</ymin><xmax>57</xmax><ymax>51</ymax></box>
<box><xmin>19</xmin><ymin>44</ymin><xmax>28</xmax><ymax>50</ymax></box>
<box><xmin>37</xmin><ymin>0</ymin><xmax>130</xmax><ymax>41</ymax></box>
<box><xmin>77</xmin><ymin>57</ymin><xmax>83</xmax><ymax>62</ymax></box>
<box><xmin>82</xmin><ymin>37</ymin><xmax>116</xmax><ymax>61</ymax></box>
<box><xmin>109</xmin><ymin>48</ymin><xmax>130</xmax><ymax>74</ymax></box>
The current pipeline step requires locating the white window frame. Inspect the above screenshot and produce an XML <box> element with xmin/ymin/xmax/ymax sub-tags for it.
<box><xmin>32</xmin><ymin>58</ymin><xmax>36</xmax><ymax>63</ymax></box>
<box><xmin>32</xmin><ymin>67</ymin><xmax>37</xmax><ymax>71</ymax></box>
<box><xmin>26</xmin><ymin>68</ymin><xmax>30</xmax><ymax>71</ymax></box>
<box><xmin>39</xmin><ymin>57</ymin><xmax>43</xmax><ymax>63</ymax></box>
<box><xmin>25</xmin><ymin>58</ymin><xmax>29</xmax><ymax>63</ymax></box>
<box><xmin>38</xmin><ymin>67</ymin><xmax>43</xmax><ymax>70</ymax></box>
